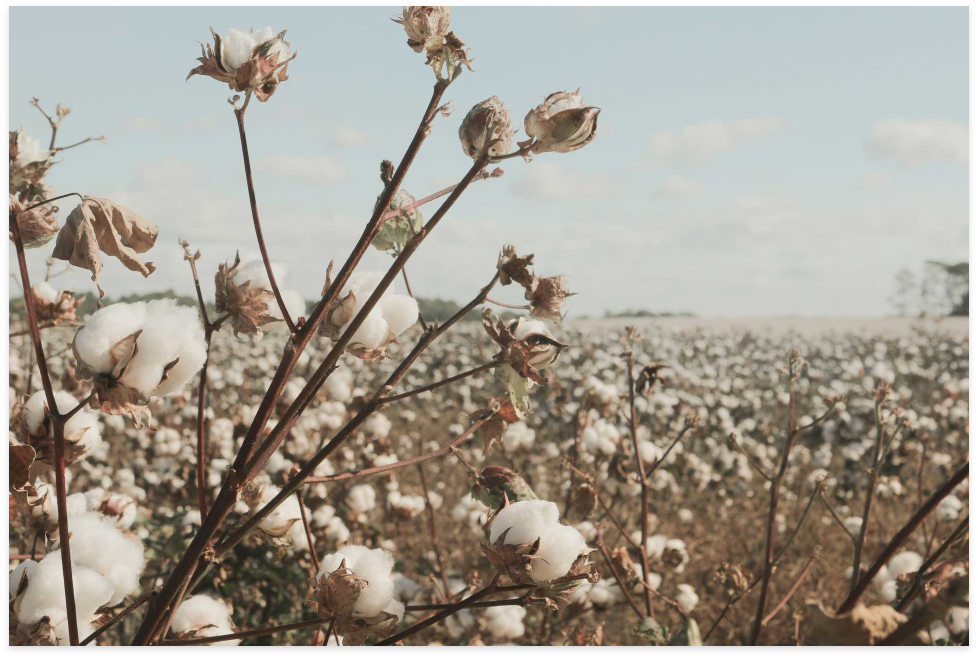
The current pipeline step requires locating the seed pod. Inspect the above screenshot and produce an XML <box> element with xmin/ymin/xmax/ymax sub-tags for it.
<box><xmin>459</xmin><ymin>96</ymin><xmax>514</xmax><ymax>160</ymax></box>
<box><xmin>524</xmin><ymin>90</ymin><xmax>600</xmax><ymax>155</ymax></box>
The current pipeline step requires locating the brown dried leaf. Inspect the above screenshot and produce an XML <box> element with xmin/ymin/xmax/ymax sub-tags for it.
<box><xmin>806</xmin><ymin>599</ymin><xmax>907</xmax><ymax>646</ymax></box>
<box><xmin>52</xmin><ymin>197</ymin><xmax>158</xmax><ymax>298</ymax></box>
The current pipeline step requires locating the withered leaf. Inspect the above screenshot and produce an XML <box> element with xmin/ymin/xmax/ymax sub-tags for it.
<box><xmin>806</xmin><ymin>599</ymin><xmax>907</xmax><ymax>646</ymax></box>
<box><xmin>52</xmin><ymin>197</ymin><xmax>158</xmax><ymax>298</ymax></box>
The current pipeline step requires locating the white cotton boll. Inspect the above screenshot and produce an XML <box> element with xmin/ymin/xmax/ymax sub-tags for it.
<box><xmin>678</xmin><ymin>508</ymin><xmax>694</xmax><ymax>524</ymax></box>
<box><xmin>638</xmin><ymin>440</ymin><xmax>663</xmax><ymax>465</ymax></box>
<box><xmin>288</xmin><ymin>521</ymin><xmax>311</xmax><ymax>552</ymax></box>
<box><xmin>575</xmin><ymin>521</ymin><xmax>598</xmax><ymax>543</ymax></box>
<box><xmin>120</xmin><ymin>300</ymin><xmax>206</xmax><ymax>396</ymax></box>
<box><xmin>17</xmin><ymin>551</ymin><xmax>113</xmax><ymax>626</ymax></box>
<box><xmin>483</xmin><ymin>606</ymin><xmax>526</xmax><ymax>640</ymax></box>
<box><xmin>55</xmin><ymin>621</ymin><xmax>96</xmax><ymax>646</ymax></box>
<box><xmin>194</xmin><ymin>625</ymin><xmax>241</xmax><ymax>647</ymax></box>
<box><xmin>503</xmin><ymin>422</ymin><xmax>535</xmax><ymax>452</ymax></box>
<box><xmin>676</xmin><ymin>584</ymin><xmax>699</xmax><ymax>613</ymax></box>
<box><xmin>511</xmin><ymin>318</ymin><xmax>549</xmax><ymax>341</ymax></box>
<box><xmin>61</xmin><ymin>510</ymin><xmax>145</xmax><ymax>605</ymax></box>
<box><xmin>15</xmin><ymin>130</ymin><xmax>52</xmax><ymax>167</ymax></box>
<box><xmin>380</xmin><ymin>295</ymin><xmax>419</xmax><ymax>337</ymax></box>
<box><xmin>73</xmin><ymin>302</ymin><xmax>148</xmax><ymax>374</ymax></box>
<box><xmin>946</xmin><ymin>606</ymin><xmax>968</xmax><ymax>634</ymax></box>
<box><xmin>232</xmin><ymin>258</ymin><xmax>287</xmax><ymax>292</ymax></box>
<box><xmin>489</xmin><ymin>500</ymin><xmax>560</xmax><ymax>546</ymax></box>
<box><xmin>345</xmin><ymin>309</ymin><xmax>390</xmax><ymax>349</ymax></box>
<box><xmin>9</xmin><ymin>560</ymin><xmax>39</xmax><ymax>600</ymax></box>
<box><xmin>445</xmin><ymin>609</ymin><xmax>474</xmax><ymax>638</ymax></box>
<box><xmin>170</xmin><ymin>593</ymin><xmax>235</xmax><ymax>635</ymax></box>
<box><xmin>888</xmin><ymin>551</ymin><xmax>923</xmax><ymax>578</ymax></box>
<box><xmin>32</xmin><ymin>282</ymin><xmax>58</xmax><ymax>304</ymax></box>
<box><xmin>348</xmin><ymin>484</ymin><xmax>377</xmax><ymax>515</ymax></box>
<box><xmin>937</xmin><ymin>495</ymin><xmax>963</xmax><ymax>522</ymax></box>
<box><xmin>313</xmin><ymin>504</ymin><xmax>336</xmax><ymax>527</ymax></box>
<box><xmin>843</xmin><ymin>517</ymin><xmax>863</xmax><ymax>535</ymax></box>
<box><xmin>365</xmin><ymin>413</ymin><xmax>392</xmax><ymax>440</ymax></box>
<box><xmin>532</xmin><ymin>524</ymin><xmax>588</xmax><ymax>582</ymax></box>
<box><xmin>318</xmin><ymin>545</ymin><xmax>395</xmax><ymax>618</ymax></box>
<box><xmin>631</xmin><ymin>564</ymin><xmax>662</xmax><ymax>593</ymax></box>
<box><xmin>265</xmin><ymin>289</ymin><xmax>307</xmax><ymax>334</ymax></box>
<box><xmin>880</xmin><ymin>579</ymin><xmax>898</xmax><ymax>602</ymax></box>
<box><xmin>65</xmin><ymin>493</ymin><xmax>88</xmax><ymax>517</ymax></box>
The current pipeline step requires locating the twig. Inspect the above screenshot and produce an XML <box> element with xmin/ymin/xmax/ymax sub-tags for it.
<box><xmin>849</xmin><ymin>395</ymin><xmax>888</xmax><ymax>593</ymax></box>
<box><xmin>645</xmin><ymin>422</ymin><xmax>695</xmax><ymax>479</ymax></box>
<box><xmin>162</xmin><ymin>617</ymin><xmax>326</xmax><ymax>645</ymax></box>
<box><xmin>595</xmin><ymin>537</ymin><xmax>644</xmax><ymax>621</ymax></box>
<box><xmin>726</xmin><ymin>435</ymin><xmax>773</xmax><ymax>482</ymax></box>
<box><xmin>484</xmin><ymin>297</ymin><xmax>530</xmax><ymax>310</ymax></box>
<box><xmin>818</xmin><ymin>491</ymin><xmax>858</xmax><ymax>545</ymax></box>
<box><xmin>760</xmin><ymin>550</ymin><xmax>818</xmax><ymax>626</ymax></box>
<box><xmin>417</xmin><ymin>454</ymin><xmax>450</xmax><ymax>600</ymax></box>
<box><xmin>295</xmin><ymin>488</ymin><xmax>319</xmax><ymax>574</ymax></box>
<box><xmin>81</xmin><ymin>590</ymin><xmax>157</xmax><ymax>645</ymax></box>
<box><xmin>836</xmin><ymin>461</ymin><xmax>969</xmax><ymax>615</ymax></box>
<box><xmin>380</xmin><ymin>360</ymin><xmax>500</xmax><ymax>403</ymax></box>
<box><xmin>894</xmin><ymin>514</ymin><xmax>969</xmax><ymax>613</ymax></box>
<box><xmin>379</xmin><ymin>170</ymin><xmax>492</xmax><ymax>224</ymax></box>
<box><xmin>625</xmin><ymin>352</ymin><xmax>655</xmax><ymax>619</ymax></box>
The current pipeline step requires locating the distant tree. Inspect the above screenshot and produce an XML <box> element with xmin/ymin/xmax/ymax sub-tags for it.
<box><xmin>889</xmin><ymin>267</ymin><xmax>916</xmax><ymax>317</ymax></box>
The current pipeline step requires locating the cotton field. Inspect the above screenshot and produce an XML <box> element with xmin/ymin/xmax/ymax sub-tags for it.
<box><xmin>9</xmin><ymin>316</ymin><xmax>969</xmax><ymax>645</ymax></box>
<box><xmin>7</xmin><ymin>5</ymin><xmax>969</xmax><ymax>648</ymax></box>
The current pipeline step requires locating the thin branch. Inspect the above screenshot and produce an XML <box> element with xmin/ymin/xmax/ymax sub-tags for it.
<box><xmin>849</xmin><ymin>396</ymin><xmax>887</xmax><ymax>594</ymax></box>
<box><xmin>375</xmin><ymin>574</ymin><xmax>500</xmax><ymax>645</ymax></box>
<box><xmin>484</xmin><ymin>297</ymin><xmax>530</xmax><ymax>310</ymax></box>
<box><xmin>405</xmin><ymin>596</ymin><xmax>532</xmax><ymax>612</ymax></box>
<box><xmin>895</xmin><ymin>514</ymin><xmax>969</xmax><ymax>612</ymax></box>
<box><xmin>162</xmin><ymin>617</ymin><xmax>326</xmax><ymax>645</ymax></box>
<box><xmin>836</xmin><ymin>461</ymin><xmax>969</xmax><ymax>615</ymax></box>
<box><xmin>22</xmin><ymin>192</ymin><xmax>85</xmax><ymax>213</ymax></box>
<box><xmin>81</xmin><ymin>590</ymin><xmax>157</xmax><ymax>645</ymax></box>
<box><xmin>380</xmin><ymin>360</ymin><xmax>500</xmax><ymax>403</ymax></box>
<box><xmin>295</xmin><ymin>488</ymin><xmax>319</xmax><ymax>574</ymax></box>
<box><xmin>726</xmin><ymin>435</ymin><xmax>773</xmax><ymax>482</ymax></box>
<box><xmin>819</xmin><ymin>490</ymin><xmax>858</xmax><ymax>545</ymax></box>
<box><xmin>54</xmin><ymin>136</ymin><xmax>104</xmax><ymax>152</ymax></box>
<box><xmin>379</xmin><ymin>170</ymin><xmax>492</xmax><ymax>224</ymax></box>
<box><xmin>595</xmin><ymin>537</ymin><xmax>644</xmax><ymax>621</ymax></box>
<box><xmin>233</xmin><ymin>107</ymin><xmax>297</xmax><ymax>335</ymax></box>
<box><xmin>625</xmin><ymin>352</ymin><xmax>655</xmax><ymax>619</ymax></box>
<box><xmin>417</xmin><ymin>453</ymin><xmax>450</xmax><ymax>600</ymax></box>
<box><xmin>645</xmin><ymin>422</ymin><xmax>695</xmax><ymax>479</ymax></box>
<box><xmin>760</xmin><ymin>550</ymin><xmax>819</xmax><ymax>627</ymax></box>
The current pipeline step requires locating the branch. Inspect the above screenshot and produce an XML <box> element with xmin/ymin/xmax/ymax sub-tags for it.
<box><xmin>760</xmin><ymin>550</ymin><xmax>819</xmax><ymax>627</ymax></box>
<box><xmin>624</xmin><ymin>352</ymin><xmax>655</xmax><ymax>619</ymax></box>
<box><xmin>81</xmin><ymin>590</ymin><xmax>157</xmax><ymax>645</ymax></box>
<box><xmin>162</xmin><ymin>617</ymin><xmax>326</xmax><ymax>646</ymax></box>
<box><xmin>380</xmin><ymin>360</ymin><xmax>500</xmax><ymax>403</ymax></box>
<box><xmin>895</xmin><ymin>514</ymin><xmax>969</xmax><ymax>612</ymax></box>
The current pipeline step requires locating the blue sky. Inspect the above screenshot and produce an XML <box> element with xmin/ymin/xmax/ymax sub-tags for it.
<box><xmin>9</xmin><ymin>7</ymin><xmax>969</xmax><ymax>317</ymax></box>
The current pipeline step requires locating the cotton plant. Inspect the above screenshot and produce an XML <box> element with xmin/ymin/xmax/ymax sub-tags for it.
<box><xmin>310</xmin><ymin>545</ymin><xmax>404</xmax><ymax>645</ymax></box>
<box><xmin>19</xmin><ymin>389</ymin><xmax>101</xmax><ymax>464</ymax></box>
<box><xmin>71</xmin><ymin>299</ymin><xmax>207</xmax><ymax>426</ymax></box>
<box><xmin>169</xmin><ymin>593</ymin><xmax>240</xmax><ymax>646</ymax></box>
<box><xmin>483</xmin><ymin>500</ymin><xmax>596</xmax><ymax>592</ymax></box>
<box><xmin>214</xmin><ymin>255</ymin><xmax>307</xmax><ymax>338</ymax></box>
<box><xmin>318</xmin><ymin>270</ymin><xmax>420</xmax><ymax>359</ymax></box>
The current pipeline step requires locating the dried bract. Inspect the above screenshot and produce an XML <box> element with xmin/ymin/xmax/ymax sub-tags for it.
<box><xmin>459</xmin><ymin>97</ymin><xmax>514</xmax><ymax>160</ymax></box>
<box><xmin>9</xmin><ymin>194</ymin><xmax>59</xmax><ymax>249</ymax></box>
<box><xmin>188</xmin><ymin>27</ymin><xmax>296</xmax><ymax>102</ymax></box>
<box><xmin>523</xmin><ymin>89</ymin><xmax>600</xmax><ymax>156</ymax></box>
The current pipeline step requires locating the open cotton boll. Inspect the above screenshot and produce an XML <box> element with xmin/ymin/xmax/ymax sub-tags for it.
<box><xmin>55</xmin><ymin>621</ymin><xmax>96</xmax><ymax>647</ymax></box>
<box><xmin>344</xmin><ymin>308</ymin><xmax>390</xmax><ymax>349</ymax></box>
<box><xmin>170</xmin><ymin>593</ymin><xmax>235</xmax><ymax>634</ymax></box>
<box><xmin>483</xmin><ymin>606</ymin><xmax>526</xmax><ymax>640</ymax></box>
<box><xmin>23</xmin><ymin>391</ymin><xmax>97</xmax><ymax>442</ymax></box>
<box><xmin>490</xmin><ymin>500</ymin><xmax>587</xmax><ymax>583</ymax></box>
<box><xmin>231</xmin><ymin>258</ymin><xmax>287</xmax><ymax>292</ymax></box>
<box><xmin>503</xmin><ymin>422</ymin><xmax>535</xmax><ymax>452</ymax></box>
<box><xmin>119</xmin><ymin>300</ymin><xmax>206</xmax><ymax>396</ymax></box>
<box><xmin>73</xmin><ymin>302</ymin><xmax>148</xmax><ymax>374</ymax></box>
<box><xmin>59</xmin><ymin>510</ymin><xmax>145</xmax><ymax>605</ymax></box>
<box><xmin>318</xmin><ymin>545</ymin><xmax>396</xmax><ymax>618</ymax></box>
<box><xmin>32</xmin><ymin>282</ymin><xmax>59</xmax><ymax>304</ymax></box>
<box><xmin>380</xmin><ymin>294</ymin><xmax>419</xmax><ymax>336</ymax></box>
<box><xmin>676</xmin><ymin>584</ymin><xmax>699</xmax><ymax>613</ymax></box>
<box><xmin>17</xmin><ymin>551</ymin><xmax>113</xmax><ymax>626</ymax></box>
<box><xmin>348</xmin><ymin>484</ymin><xmax>377</xmax><ymax>515</ymax></box>
<box><xmin>9</xmin><ymin>560</ymin><xmax>39</xmax><ymax>600</ymax></box>
<box><xmin>489</xmin><ymin>500</ymin><xmax>560</xmax><ymax>546</ymax></box>
<box><xmin>194</xmin><ymin>625</ymin><xmax>241</xmax><ymax>647</ymax></box>
<box><xmin>264</xmin><ymin>289</ymin><xmax>307</xmax><ymax>335</ymax></box>
<box><xmin>887</xmin><ymin>551</ymin><xmax>923</xmax><ymax>578</ymax></box>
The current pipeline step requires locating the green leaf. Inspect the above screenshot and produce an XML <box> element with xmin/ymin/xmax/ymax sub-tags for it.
<box><xmin>631</xmin><ymin>617</ymin><xmax>668</xmax><ymax>644</ymax></box>
<box><xmin>500</xmin><ymin>363</ymin><xmax>530</xmax><ymax>419</ymax></box>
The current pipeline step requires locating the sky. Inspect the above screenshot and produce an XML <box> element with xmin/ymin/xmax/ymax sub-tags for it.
<box><xmin>8</xmin><ymin>6</ymin><xmax>969</xmax><ymax>318</ymax></box>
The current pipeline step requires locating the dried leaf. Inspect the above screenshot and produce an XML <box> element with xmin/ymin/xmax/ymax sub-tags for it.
<box><xmin>806</xmin><ymin>599</ymin><xmax>907</xmax><ymax>646</ymax></box>
<box><xmin>52</xmin><ymin>197</ymin><xmax>158</xmax><ymax>298</ymax></box>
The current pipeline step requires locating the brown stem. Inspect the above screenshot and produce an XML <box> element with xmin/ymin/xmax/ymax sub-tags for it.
<box><xmin>10</xmin><ymin>208</ymin><xmax>78</xmax><ymax>645</ymax></box>
<box><xmin>405</xmin><ymin>596</ymin><xmax>531</xmax><ymax>612</ymax></box>
<box><xmin>760</xmin><ymin>550</ymin><xmax>818</xmax><ymax>626</ymax></box>
<box><xmin>727</xmin><ymin>435</ymin><xmax>773</xmax><ymax>482</ymax></box>
<box><xmin>130</xmin><ymin>82</ymin><xmax>451</xmax><ymax>645</ymax></box>
<box><xmin>849</xmin><ymin>398</ymin><xmax>887</xmax><ymax>593</ymax></box>
<box><xmin>295</xmin><ymin>488</ymin><xmax>319</xmax><ymax>573</ymax></box>
<box><xmin>836</xmin><ymin>461</ymin><xmax>968</xmax><ymax>615</ymax></box>
<box><xmin>233</xmin><ymin>108</ymin><xmax>297</xmax><ymax>334</ymax></box>
<box><xmin>380</xmin><ymin>360</ymin><xmax>499</xmax><ymax>403</ymax></box>
<box><xmin>895</xmin><ymin>514</ymin><xmax>969</xmax><ymax>612</ymax></box>
<box><xmin>161</xmin><ymin>617</ymin><xmax>326</xmax><ymax>646</ymax></box>
<box><xmin>9</xmin><ymin>321</ymin><xmax>64</xmax><ymax>337</ymax></box>
<box><xmin>54</xmin><ymin>136</ymin><xmax>103</xmax><ymax>152</ymax></box>
<box><xmin>484</xmin><ymin>297</ymin><xmax>530</xmax><ymax>310</ymax></box>
<box><xmin>645</xmin><ymin>422</ymin><xmax>694</xmax><ymax>479</ymax></box>
<box><xmin>379</xmin><ymin>170</ymin><xmax>491</xmax><ymax>224</ymax></box>
<box><xmin>416</xmin><ymin>453</ymin><xmax>450</xmax><ymax>600</ymax></box>
<box><xmin>376</xmin><ymin>574</ymin><xmax>500</xmax><ymax>645</ymax></box>
<box><xmin>819</xmin><ymin>490</ymin><xmax>858</xmax><ymax>545</ymax></box>
<box><xmin>22</xmin><ymin>191</ymin><xmax>85</xmax><ymax>213</ymax></box>
<box><xmin>397</xmin><ymin>257</ymin><xmax>428</xmax><ymax>332</ymax></box>
<box><xmin>81</xmin><ymin>590</ymin><xmax>157</xmax><ymax>645</ymax></box>
<box><xmin>625</xmin><ymin>354</ymin><xmax>654</xmax><ymax>619</ymax></box>
<box><xmin>595</xmin><ymin>537</ymin><xmax>644</xmax><ymax>621</ymax></box>
<box><xmin>749</xmin><ymin>355</ymin><xmax>801</xmax><ymax>645</ymax></box>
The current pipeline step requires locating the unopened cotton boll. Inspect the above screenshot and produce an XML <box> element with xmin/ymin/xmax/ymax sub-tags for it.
<box><xmin>489</xmin><ymin>500</ymin><xmax>588</xmax><ymax>583</ymax></box>
<box><xmin>318</xmin><ymin>545</ymin><xmax>396</xmax><ymax>618</ymax></box>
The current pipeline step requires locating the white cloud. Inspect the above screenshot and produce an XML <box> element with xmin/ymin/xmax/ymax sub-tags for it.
<box><xmin>510</xmin><ymin>161</ymin><xmax>612</xmax><ymax>202</ymax></box>
<box><xmin>865</xmin><ymin>119</ymin><xmax>968</xmax><ymax>166</ymax></box>
<box><xmin>655</xmin><ymin>176</ymin><xmax>700</xmax><ymax>199</ymax></box>
<box><xmin>258</xmin><ymin>155</ymin><xmax>348</xmax><ymax>185</ymax></box>
<box><xmin>333</xmin><ymin>126</ymin><xmax>369</xmax><ymax>147</ymax></box>
<box><xmin>123</xmin><ymin>117</ymin><xmax>163</xmax><ymax>132</ymax></box>
<box><xmin>857</xmin><ymin>171</ymin><xmax>891</xmax><ymax>190</ymax></box>
<box><xmin>647</xmin><ymin>117</ymin><xmax>783</xmax><ymax>165</ymax></box>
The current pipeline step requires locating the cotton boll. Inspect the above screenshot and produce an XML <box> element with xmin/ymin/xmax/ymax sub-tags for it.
<box><xmin>59</xmin><ymin>510</ymin><xmax>145</xmax><ymax>605</ymax></box>
<box><xmin>630</xmin><ymin>564</ymin><xmax>662</xmax><ymax>593</ymax></box>
<box><xmin>348</xmin><ymin>484</ymin><xmax>377</xmax><ymax>515</ymax></box>
<box><xmin>318</xmin><ymin>545</ymin><xmax>396</xmax><ymax>618</ymax></box>
<box><xmin>380</xmin><ymin>295</ymin><xmax>419</xmax><ymax>336</ymax></box>
<box><xmin>265</xmin><ymin>289</ymin><xmax>307</xmax><ymax>334</ymax></box>
<box><xmin>937</xmin><ymin>495</ymin><xmax>963</xmax><ymax>522</ymax></box>
<box><xmin>676</xmin><ymin>584</ymin><xmax>699</xmax><ymax>613</ymax></box>
<box><xmin>532</xmin><ymin>524</ymin><xmax>588</xmax><ymax>582</ymax></box>
<box><xmin>365</xmin><ymin>414</ymin><xmax>392</xmax><ymax>440</ymax></box>
<box><xmin>231</xmin><ymin>258</ymin><xmax>287</xmax><ymax>292</ymax></box>
<box><xmin>445</xmin><ymin>609</ymin><xmax>474</xmax><ymax>638</ymax></box>
<box><xmin>32</xmin><ymin>281</ymin><xmax>59</xmax><ymax>304</ymax></box>
<box><xmin>503</xmin><ymin>422</ymin><xmax>535</xmax><ymax>452</ymax></box>
<box><xmin>120</xmin><ymin>300</ymin><xmax>206</xmax><ymax>396</ymax></box>
<box><xmin>489</xmin><ymin>500</ymin><xmax>560</xmax><ymax>546</ymax></box>
<box><xmin>880</xmin><ymin>579</ymin><xmax>898</xmax><ymax>602</ymax></box>
<box><xmin>72</xmin><ymin>302</ymin><xmax>148</xmax><ymax>374</ymax></box>
<box><xmin>17</xmin><ymin>551</ymin><xmax>113</xmax><ymax>626</ymax></box>
<box><xmin>888</xmin><ymin>551</ymin><xmax>923</xmax><ymax>579</ymax></box>
<box><xmin>483</xmin><ymin>606</ymin><xmax>526</xmax><ymax>640</ymax></box>
<box><xmin>170</xmin><ymin>593</ymin><xmax>235</xmax><ymax>635</ymax></box>
<box><xmin>54</xmin><ymin>620</ymin><xmax>96</xmax><ymax>646</ymax></box>
<box><xmin>946</xmin><ymin>606</ymin><xmax>968</xmax><ymax>634</ymax></box>
<box><xmin>843</xmin><ymin>516</ymin><xmax>863</xmax><ymax>536</ymax></box>
<box><xmin>345</xmin><ymin>309</ymin><xmax>390</xmax><ymax>349</ymax></box>
<box><xmin>9</xmin><ymin>560</ymin><xmax>38</xmax><ymax>600</ymax></box>
<box><xmin>194</xmin><ymin>625</ymin><xmax>241</xmax><ymax>647</ymax></box>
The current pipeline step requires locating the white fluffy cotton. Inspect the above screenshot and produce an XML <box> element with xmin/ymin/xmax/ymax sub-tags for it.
<box><xmin>489</xmin><ymin>500</ymin><xmax>588</xmax><ymax>583</ymax></box>
<box><xmin>14</xmin><ymin>550</ymin><xmax>113</xmax><ymax>636</ymax></box>
<box><xmin>56</xmin><ymin>509</ymin><xmax>145</xmax><ymax>605</ymax></box>
<box><xmin>23</xmin><ymin>391</ymin><xmax>101</xmax><ymax>455</ymax></box>
<box><xmin>503</xmin><ymin>422</ymin><xmax>536</xmax><ymax>452</ymax></box>
<box><xmin>170</xmin><ymin>593</ymin><xmax>239</xmax><ymax>646</ymax></box>
<box><xmin>318</xmin><ymin>545</ymin><xmax>397</xmax><ymax>618</ymax></box>
<box><xmin>337</xmin><ymin>271</ymin><xmax>418</xmax><ymax>348</ymax></box>
<box><xmin>676</xmin><ymin>584</ymin><xmax>699</xmax><ymax>613</ymax></box>
<box><xmin>348</xmin><ymin>484</ymin><xmax>377</xmax><ymax>515</ymax></box>
<box><xmin>73</xmin><ymin>300</ymin><xmax>207</xmax><ymax>397</ymax></box>
<box><xmin>229</xmin><ymin>258</ymin><xmax>306</xmax><ymax>336</ymax></box>
<box><xmin>483</xmin><ymin>606</ymin><xmax>526</xmax><ymax>640</ymax></box>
